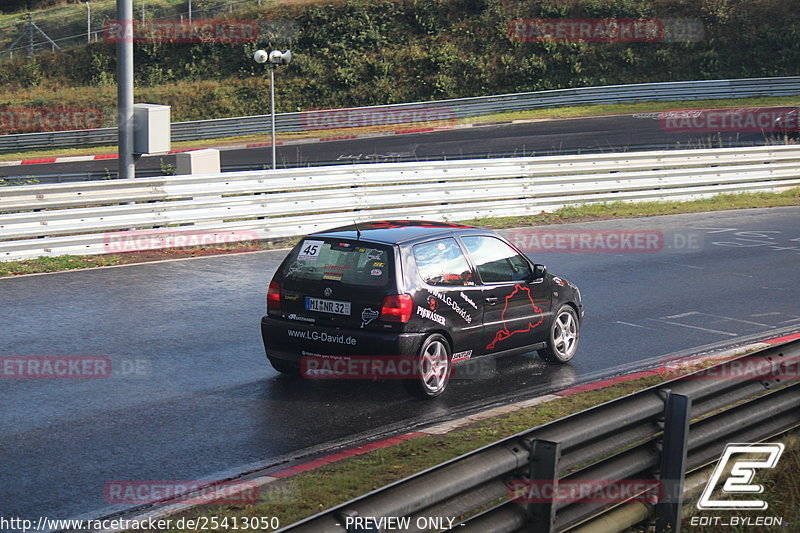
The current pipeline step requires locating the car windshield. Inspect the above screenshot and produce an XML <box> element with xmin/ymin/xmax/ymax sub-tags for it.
<box><xmin>282</xmin><ymin>238</ymin><xmax>391</xmax><ymax>287</ymax></box>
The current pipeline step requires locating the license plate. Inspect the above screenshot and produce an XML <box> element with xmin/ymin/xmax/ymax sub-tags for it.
<box><xmin>305</xmin><ymin>297</ymin><xmax>351</xmax><ymax>315</ymax></box>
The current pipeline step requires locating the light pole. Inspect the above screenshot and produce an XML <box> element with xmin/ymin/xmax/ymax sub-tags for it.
<box><xmin>117</xmin><ymin>0</ymin><xmax>135</xmax><ymax>180</ymax></box>
<box><xmin>254</xmin><ymin>49</ymin><xmax>292</xmax><ymax>170</ymax></box>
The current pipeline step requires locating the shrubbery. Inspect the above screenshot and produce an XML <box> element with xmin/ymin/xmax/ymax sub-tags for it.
<box><xmin>0</xmin><ymin>0</ymin><xmax>798</xmax><ymax>121</ymax></box>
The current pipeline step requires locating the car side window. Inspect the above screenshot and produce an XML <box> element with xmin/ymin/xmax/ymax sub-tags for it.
<box><xmin>461</xmin><ymin>235</ymin><xmax>532</xmax><ymax>283</ymax></box>
<box><xmin>412</xmin><ymin>238</ymin><xmax>475</xmax><ymax>286</ymax></box>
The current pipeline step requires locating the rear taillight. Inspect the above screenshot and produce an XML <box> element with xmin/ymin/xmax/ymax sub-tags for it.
<box><xmin>267</xmin><ymin>280</ymin><xmax>281</xmax><ymax>316</ymax></box>
<box><xmin>380</xmin><ymin>294</ymin><xmax>413</xmax><ymax>323</ymax></box>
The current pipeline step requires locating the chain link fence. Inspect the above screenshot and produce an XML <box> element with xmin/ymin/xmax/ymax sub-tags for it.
<box><xmin>0</xmin><ymin>0</ymin><xmax>285</xmax><ymax>61</ymax></box>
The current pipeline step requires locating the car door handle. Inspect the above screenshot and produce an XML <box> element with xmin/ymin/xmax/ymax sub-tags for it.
<box><xmin>485</xmin><ymin>296</ymin><xmax>499</xmax><ymax>305</ymax></box>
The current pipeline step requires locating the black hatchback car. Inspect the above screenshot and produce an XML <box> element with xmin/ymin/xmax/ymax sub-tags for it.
<box><xmin>260</xmin><ymin>220</ymin><xmax>583</xmax><ymax>398</ymax></box>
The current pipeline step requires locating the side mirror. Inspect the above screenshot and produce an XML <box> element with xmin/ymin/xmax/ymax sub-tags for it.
<box><xmin>532</xmin><ymin>264</ymin><xmax>547</xmax><ymax>280</ymax></box>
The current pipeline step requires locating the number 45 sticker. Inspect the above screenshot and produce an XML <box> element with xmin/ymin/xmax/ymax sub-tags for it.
<box><xmin>298</xmin><ymin>240</ymin><xmax>324</xmax><ymax>260</ymax></box>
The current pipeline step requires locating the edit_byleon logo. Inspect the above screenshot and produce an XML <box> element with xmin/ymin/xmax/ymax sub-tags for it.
<box><xmin>697</xmin><ymin>443</ymin><xmax>784</xmax><ymax>510</ymax></box>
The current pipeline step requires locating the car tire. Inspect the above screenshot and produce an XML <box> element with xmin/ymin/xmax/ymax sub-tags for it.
<box><xmin>268</xmin><ymin>355</ymin><xmax>300</xmax><ymax>376</ymax></box>
<box><xmin>538</xmin><ymin>305</ymin><xmax>580</xmax><ymax>363</ymax></box>
<box><xmin>403</xmin><ymin>334</ymin><xmax>451</xmax><ymax>399</ymax></box>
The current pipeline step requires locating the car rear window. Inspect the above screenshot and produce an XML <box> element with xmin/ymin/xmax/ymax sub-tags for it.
<box><xmin>282</xmin><ymin>238</ymin><xmax>392</xmax><ymax>287</ymax></box>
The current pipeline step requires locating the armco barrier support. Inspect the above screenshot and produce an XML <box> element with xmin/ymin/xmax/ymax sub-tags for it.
<box><xmin>654</xmin><ymin>392</ymin><xmax>692</xmax><ymax>533</ymax></box>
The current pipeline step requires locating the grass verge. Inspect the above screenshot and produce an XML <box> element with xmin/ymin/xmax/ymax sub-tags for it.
<box><xmin>460</xmin><ymin>187</ymin><xmax>800</xmax><ymax>229</ymax></box>
<box><xmin>3</xmin><ymin>187</ymin><xmax>798</xmax><ymax>278</ymax></box>
<box><xmin>122</xmin><ymin>355</ymin><xmax>797</xmax><ymax>532</ymax></box>
<box><xmin>464</xmin><ymin>95</ymin><xmax>800</xmax><ymax>125</ymax></box>
<box><xmin>0</xmin><ymin>240</ymin><xmax>296</xmax><ymax>277</ymax></box>
<box><xmin>0</xmin><ymin>94</ymin><xmax>797</xmax><ymax>162</ymax></box>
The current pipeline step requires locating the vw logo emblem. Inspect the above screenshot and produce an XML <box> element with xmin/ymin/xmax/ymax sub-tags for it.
<box><xmin>324</xmin><ymin>287</ymin><xmax>333</xmax><ymax>297</ymax></box>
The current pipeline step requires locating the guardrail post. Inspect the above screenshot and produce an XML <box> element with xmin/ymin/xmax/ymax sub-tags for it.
<box><xmin>655</xmin><ymin>390</ymin><xmax>692</xmax><ymax>533</ymax></box>
<box><xmin>525</xmin><ymin>439</ymin><xmax>560</xmax><ymax>533</ymax></box>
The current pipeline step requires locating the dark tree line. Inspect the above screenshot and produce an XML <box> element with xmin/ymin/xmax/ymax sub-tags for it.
<box><xmin>1</xmin><ymin>0</ymin><xmax>70</xmax><ymax>15</ymax></box>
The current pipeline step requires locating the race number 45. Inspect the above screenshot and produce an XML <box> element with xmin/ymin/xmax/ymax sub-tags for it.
<box><xmin>697</xmin><ymin>443</ymin><xmax>784</xmax><ymax>510</ymax></box>
<box><xmin>298</xmin><ymin>240</ymin><xmax>324</xmax><ymax>260</ymax></box>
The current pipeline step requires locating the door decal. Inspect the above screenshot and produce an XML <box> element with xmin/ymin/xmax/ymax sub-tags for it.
<box><xmin>486</xmin><ymin>284</ymin><xmax>544</xmax><ymax>350</ymax></box>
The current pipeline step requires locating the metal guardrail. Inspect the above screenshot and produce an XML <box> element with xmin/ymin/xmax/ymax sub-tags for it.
<box><xmin>0</xmin><ymin>140</ymin><xmax>773</xmax><ymax>184</ymax></box>
<box><xmin>1</xmin><ymin>164</ymin><xmax>262</xmax><ymax>184</ymax></box>
<box><xmin>2</xmin><ymin>145</ymin><xmax>800</xmax><ymax>261</ymax></box>
<box><xmin>278</xmin><ymin>337</ymin><xmax>800</xmax><ymax>533</ymax></box>
<box><xmin>1</xmin><ymin>76</ymin><xmax>799</xmax><ymax>153</ymax></box>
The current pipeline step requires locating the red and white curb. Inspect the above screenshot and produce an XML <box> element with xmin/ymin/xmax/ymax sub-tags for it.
<box><xmin>0</xmin><ymin>124</ymin><xmax>468</xmax><ymax>169</ymax></box>
<box><xmin>0</xmin><ymin>153</ymin><xmax>120</xmax><ymax>167</ymax></box>
<box><xmin>0</xmin><ymin>149</ymin><xmax>202</xmax><ymax>168</ymax></box>
<box><xmin>102</xmin><ymin>330</ymin><xmax>800</xmax><ymax>530</ymax></box>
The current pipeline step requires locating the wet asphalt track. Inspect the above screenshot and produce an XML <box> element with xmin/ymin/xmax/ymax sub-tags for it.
<box><xmin>0</xmin><ymin>113</ymin><xmax>775</xmax><ymax>179</ymax></box>
<box><xmin>1</xmin><ymin>207</ymin><xmax>800</xmax><ymax>527</ymax></box>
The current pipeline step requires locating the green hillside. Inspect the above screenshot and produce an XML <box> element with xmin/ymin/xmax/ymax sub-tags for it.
<box><xmin>0</xmin><ymin>0</ymin><xmax>798</xmax><ymax>127</ymax></box>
